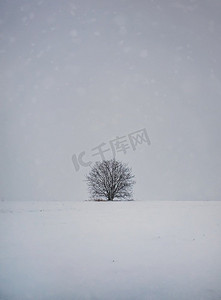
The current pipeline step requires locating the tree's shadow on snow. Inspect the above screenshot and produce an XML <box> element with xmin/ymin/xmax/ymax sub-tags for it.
<box><xmin>86</xmin><ymin>199</ymin><xmax>135</xmax><ymax>202</ymax></box>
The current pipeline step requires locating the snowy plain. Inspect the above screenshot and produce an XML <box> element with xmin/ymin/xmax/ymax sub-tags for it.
<box><xmin>0</xmin><ymin>200</ymin><xmax>221</xmax><ymax>300</ymax></box>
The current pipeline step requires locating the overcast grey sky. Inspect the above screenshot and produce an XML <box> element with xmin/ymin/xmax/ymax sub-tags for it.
<box><xmin>1</xmin><ymin>0</ymin><xmax>221</xmax><ymax>201</ymax></box>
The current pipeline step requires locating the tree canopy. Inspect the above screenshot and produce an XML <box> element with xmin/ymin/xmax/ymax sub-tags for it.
<box><xmin>86</xmin><ymin>159</ymin><xmax>135</xmax><ymax>201</ymax></box>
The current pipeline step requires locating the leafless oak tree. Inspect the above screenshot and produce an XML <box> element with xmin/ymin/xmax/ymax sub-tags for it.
<box><xmin>86</xmin><ymin>159</ymin><xmax>136</xmax><ymax>201</ymax></box>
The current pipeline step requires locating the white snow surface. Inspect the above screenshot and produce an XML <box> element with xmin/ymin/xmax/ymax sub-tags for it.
<box><xmin>0</xmin><ymin>201</ymin><xmax>221</xmax><ymax>300</ymax></box>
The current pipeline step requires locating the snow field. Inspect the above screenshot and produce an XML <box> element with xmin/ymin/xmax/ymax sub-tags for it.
<box><xmin>0</xmin><ymin>201</ymin><xmax>221</xmax><ymax>299</ymax></box>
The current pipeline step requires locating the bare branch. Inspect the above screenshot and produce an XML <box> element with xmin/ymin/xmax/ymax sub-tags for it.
<box><xmin>86</xmin><ymin>159</ymin><xmax>136</xmax><ymax>201</ymax></box>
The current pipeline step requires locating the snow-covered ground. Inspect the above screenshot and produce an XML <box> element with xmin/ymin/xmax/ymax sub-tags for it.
<box><xmin>0</xmin><ymin>201</ymin><xmax>221</xmax><ymax>300</ymax></box>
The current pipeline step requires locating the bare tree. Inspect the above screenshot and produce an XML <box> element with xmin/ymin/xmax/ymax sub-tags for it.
<box><xmin>86</xmin><ymin>159</ymin><xmax>136</xmax><ymax>201</ymax></box>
